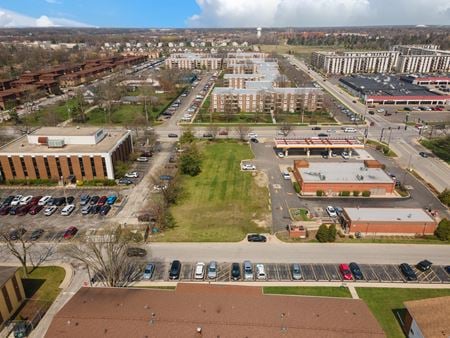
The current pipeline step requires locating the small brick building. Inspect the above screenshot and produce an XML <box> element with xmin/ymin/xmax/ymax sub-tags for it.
<box><xmin>293</xmin><ymin>160</ymin><xmax>395</xmax><ymax>196</ymax></box>
<box><xmin>341</xmin><ymin>207</ymin><xmax>437</xmax><ymax>236</ymax></box>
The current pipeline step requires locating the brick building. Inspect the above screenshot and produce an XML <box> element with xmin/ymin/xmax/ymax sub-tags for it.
<box><xmin>165</xmin><ymin>53</ymin><xmax>222</xmax><ymax>70</ymax></box>
<box><xmin>293</xmin><ymin>160</ymin><xmax>395</xmax><ymax>196</ymax></box>
<box><xmin>0</xmin><ymin>267</ymin><xmax>25</xmax><ymax>330</ymax></box>
<box><xmin>341</xmin><ymin>208</ymin><xmax>437</xmax><ymax>235</ymax></box>
<box><xmin>0</xmin><ymin>127</ymin><xmax>132</xmax><ymax>182</ymax></box>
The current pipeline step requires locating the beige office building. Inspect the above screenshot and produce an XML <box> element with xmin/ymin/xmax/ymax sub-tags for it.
<box><xmin>165</xmin><ymin>53</ymin><xmax>222</xmax><ymax>70</ymax></box>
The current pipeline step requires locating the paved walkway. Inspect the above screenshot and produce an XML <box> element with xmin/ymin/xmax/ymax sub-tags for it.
<box><xmin>347</xmin><ymin>285</ymin><xmax>360</xmax><ymax>299</ymax></box>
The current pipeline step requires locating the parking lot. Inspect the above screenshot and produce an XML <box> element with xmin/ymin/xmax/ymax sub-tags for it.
<box><xmin>138</xmin><ymin>261</ymin><xmax>450</xmax><ymax>284</ymax></box>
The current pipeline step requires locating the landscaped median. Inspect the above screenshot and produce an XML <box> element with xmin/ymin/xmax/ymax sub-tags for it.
<box><xmin>153</xmin><ymin>140</ymin><xmax>270</xmax><ymax>242</ymax></box>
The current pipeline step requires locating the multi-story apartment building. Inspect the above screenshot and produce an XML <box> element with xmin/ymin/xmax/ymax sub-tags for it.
<box><xmin>164</xmin><ymin>53</ymin><xmax>222</xmax><ymax>70</ymax></box>
<box><xmin>312</xmin><ymin>45</ymin><xmax>450</xmax><ymax>74</ymax></box>
<box><xmin>0</xmin><ymin>127</ymin><xmax>132</xmax><ymax>182</ymax></box>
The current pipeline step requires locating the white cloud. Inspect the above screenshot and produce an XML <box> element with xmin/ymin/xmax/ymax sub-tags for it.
<box><xmin>188</xmin><ymin>0</ymin><xmax>450</xmax><ymax>27</ymax></box>
<box><xmin>45</xmin><ymin>0</ymin><xmax>62</xmax><ymax>4</ymax></box>
<box><xmin>0</xmin><ymin>7</ymin><xmax>92</xmax><ymax>28</ymax></box>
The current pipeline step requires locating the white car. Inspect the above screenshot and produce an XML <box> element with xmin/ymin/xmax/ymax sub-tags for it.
<box><xmin>256</xmin><ymin>264</ymin><xmax>266</xmax><ymax>280</ymax></box>
<box><xmin>326</xmin><ymin>206</ymin><xmax>337</xmax><ymax>217</ymax></box>
<box><xmin>11</xmin><ymin>195</ymin><xmax>23</xmax><ymax>206</ymax></box>
<box><xmin>61</xmin><ymin>204</ymin><xmax>75</xmax><ymax>216</ymax></box>
<box><xmin>195</xmin><ymin>262</ymin><xmax>205</xmax><ymax>279</ymax></box>
<box><xmin>277</xmin><ymin>152</ymin><xmax>285</xmax><ymax>158</ymax></box>
<box><xmin>44</xmin><ymin>205</ymin><xmax>58</xmax><ymax>216</ymax></box>
<box><xmin>248</xmin><ymin>132</ymin><xmax>258</xmax><ymax>139</ymax></box>
<box><xmin>38</xmin><ymin>195</ymin><xmax>52</xmax><ymax>206</ymax></box>
<box><xmin>125</xmin><ymin>171</ymin><xmax>139</xmax><ymax>178</ymax></box>
<box><xmin>136</xmin><ymin>157</ymin><xmax>149</xmax><ymax>162</ymax></box>
<box><xmin>341</xmin><ymin>152</ymin><xmax>350</xmax><ymax>160</ymax></box>
<box><xmin>241</xmin><ymin>164</ymin><xmax>256</xmax><ymax>171</ymax></box>
<box><xmin>282</xmin><ymin>171</ymin><xmax>291</xmax><ymax>180</ymax></box>
<box><xmin>19</xmin><ymin>195</ymin><xmax>33</xmax><ymax>205</ymax></box>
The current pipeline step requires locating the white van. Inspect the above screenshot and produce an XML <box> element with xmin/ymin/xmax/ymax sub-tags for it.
<box><xmin>344</xmin><ymin>127</ymin><xmax>357</xmax><ymax>133</ymax></box>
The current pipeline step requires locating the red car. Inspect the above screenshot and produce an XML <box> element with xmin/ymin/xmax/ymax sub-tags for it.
<box><xmin>339</xmin><ymin>264</ymin><xmax>353</xmax><ymax>280</ymax></box>
<box><xmin>97</xmin><ymin>196</ymin><xmax>107</xmax><ymax>206</ymax></box>
<box><xmin>17</xmin><ymin>204</ymin><xmax>33</xmax><ymax>216</ymax></box>
<box><xmin>29</xmin><ymin>205</ymin><xmax>44</xmax><ymax>215</ymax></box>
<box><xmin>0</xmin><ymin>206</ymin><xmax>11</xmax><ymax>215</ymax></box>
<box><xmin>29</xmin><ymin>196</ymin><xmax>43</xmax><ymax>206</ymax></box>
<box><xmin>63</xmin><ymin>226</ymin><xmax>78</xmax><ymax>240</ymax></box>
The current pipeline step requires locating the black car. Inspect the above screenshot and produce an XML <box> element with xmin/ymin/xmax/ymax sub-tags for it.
<box><xmin>250</xmin><ymin>138</ymin><xmax>259</xmax><ymax>143</ymax></box>
<box><xmin>118</xmin><ymin>178</ymin><xmax>133</xmax><ymax>185</ymax></box>
<box><xmin>247</xmin><ymin>234</ymin><xmax>267</xmax><ymax>242</ymax></box>
<box><xmin>100</xmin><ymin>205</ymin><xmax>111</xmax><ymax>216</ymax></box>
<box><xmin>13</xmin><ymin>321</ymin><xmax>31</xmax><ymax>338</ymax></box>
<box><xmin>311</xmin><ymin>127</ymin><xmax>321</xmax><ymax>130</ymax></box>
<box><xmin>9</xmin><ymin>228</ymin><xmax>26</xmax><ymax>240</ymax></box>
<box><xmin>91</xmin><ymin>205</ymin><xmax>102</xmax><ymax>214</ymax></box>
<box><xmin>419</xmin><ymin>152</ymin><xmax>431</xmax><ymax>158</ymax></box>
<box><xmin>168</xmin><ymin>133</ymin><xmax>178</xmax><ymax>138</ymax></box>
<box><xmin>400</xmin><ymin>263</ymin><xmax>417</xmax><ymax>281</ymax></box>
<box><xmin>30</xmin><ymin>229</ymin><xmax>44</xmax><ymax>241</ymax></box>
<box><xmin>169</xmin><ymin>260</ymin><xmax>181</xmax><ymax>280</ymax></box>
<box><xmin>2</xmin><ymin>195</ymin><xmax>15</xmax><ymax>207</ymax></box>
<box><xmin>9</xmin><ymin>206</ymin><xmax>20</xmax><ymax>215</ymax></box>
<box><xmin>54</xmin><ymin>197</ymin><xmax>66</xmax><ymax>206</ymax></box>
<box><xmin>66</xmin><ymin>196</ymin><xmax>75</xmax><ymax>204</ymax></box>
<box><xmin>126</xmin><ymin>247</ymin><xmax>147</xmax><ymax>257</ymax></box>
<box><xmin>231</xmin><ymin>263</ymin><xmax>241</xmax><ymax>280</ymax></box>
<box><xmin>318</xmin><ymin>133</ymin><xmax>329</xmax><ymax>138</ymax></box>
<box><xmin>349</xmin><ymin>262</ymin><xmax>364</xmax><ymax>280</ymax></box>
<box><xmin>90</xmin><ymin>196</ymin><xmax>100</xmax><ymax>205</ymax></box>
<box><xmin>416</xmin><ymin>260</ymin><xmax>433</xmax><ymax>272</ymax></box>
<box><xmin>47</xmin><ymin>197</ymin><xmax>56</xmax><ymax>206</ymax></box>
<box><xmin>203</xmin><ymin>133</ymin><xmax>213</xmax><ymax>138</ymax></box>
<box><xmin>445</xmin><ymin>266</ymin><xmax>450</xmax><ymax>274</ymax></box>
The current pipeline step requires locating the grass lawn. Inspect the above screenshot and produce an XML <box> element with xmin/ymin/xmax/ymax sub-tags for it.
<box><xmin>336</xmin><ymin>236</ymin><xmax>446</xmax><ymax>244</ymax></box>
<box><xmin>23</xmin><ymin>98</ymin><xmax>80</xmax><ymax>126</ymax></box>
<box><xmin>420</xmin><ymin>136</ymin><xmax>450</xmax><ymax>164</ymax></box>
<box><xmin>357</xmin><ymin>288</ymin><xmax>450</xmax><ymax>338</ymax></box>
<box><xmin>158</xmin><ymin>141</ymin><xmax>270</xmax><ymax>242</ymax></box>
<box><xmin>290</xmin><ymin>208</ymin><xmax>311</xmax><ymax>221</ymax></box>
<box><xmin>263</xmin><ymin>286</ymin><xmax>352</xmax><ymax>298</ymax></box>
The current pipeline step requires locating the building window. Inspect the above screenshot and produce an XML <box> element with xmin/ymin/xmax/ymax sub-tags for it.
<box><xmin>78</xmin><ymin>157</ymin><xmax>85</xmax><ymax>177</ymax></box>
<box><xmin>55</xmin><ymin>158</ymin><xmax>63</xmax><ymax>179</ymax></box>
<box><xmin>11</xmin><ymin>276</ymin><xmax>22</xmax><ymax>303</ymax></box>
<box><xmin>101</xmin><ymin>158</ymin><xmax>108</xmax><ymax>177</ymax></box>
<box><xmin>43</xmin><ymin>158</ymin><xmax>51</xmax><ymax>179</ymax></box>
<box><xmin>0</xmin><ymin>308</ymin><xmax>3</xmax><ymax>327</ymax></box>
<box><xmin>20</xmin><ymin>157</ymin><xmax>28</xmax><ymax>177</ymax></box>
<box><xmin>8</xmin><ymin>157</ymin><xmax>16</xmax><ymax>177</ymax></box>
<box><xmin>2</xmin><ymin>286</ymin><xmax>13</xmax><ymax>312</ymax></box>
<box><xmin>32</xmin><ymin>157</ymin><xmax>40</xmax><ymax>179</ymax></box>
<box><xmin>90</xmin><ymin>157</ymin><xmax>96</xmax><ymax>177</ymax></box>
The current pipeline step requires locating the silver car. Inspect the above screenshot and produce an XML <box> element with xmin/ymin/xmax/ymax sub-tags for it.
<box><xmin>244</xmin><ymin>260</ymin><xmax>253</xmax><ymax>280</ymax></box>
<box><xmin>207</xmin><ymin>261</ymin><xmax>217</xmax><ymax>279</ymax></box>
<box><xmin>292</xmin><ymin>263</ymin><xmax>302</xmax><ymax>280</ymax></box>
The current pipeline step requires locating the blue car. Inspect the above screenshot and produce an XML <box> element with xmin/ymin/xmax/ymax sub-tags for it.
<box><xmin>106</xmin><ymin>195</ymin><xmax>117</xmax><ymax>205</ymax></box>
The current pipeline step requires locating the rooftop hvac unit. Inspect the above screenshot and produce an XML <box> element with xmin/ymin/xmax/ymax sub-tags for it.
<box><xmin>47</xmin><ymin>139</ymin><xmax>65</xmax><ymax>148</ymax></box>
<box><xmin>37</xmin><ymin>136</ymin><xmax>48</xmax><ymax>144</ymax></box>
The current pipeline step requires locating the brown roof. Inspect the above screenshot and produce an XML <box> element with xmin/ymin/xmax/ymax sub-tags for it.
<box><xmin>404</xmin><ymin>296</ymin><xmax>450</xmax><ymax>337</ymax></box>
<box><xmin>45</xmin><ymin>284</ymin><xmax>385</xmax><ymax>338</ymax></box>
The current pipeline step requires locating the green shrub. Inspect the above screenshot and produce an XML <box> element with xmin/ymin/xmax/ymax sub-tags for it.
<box><xmin>316</xmin><ymin>224</ymin><xmax>329</xmax><ymax>243</ymax></box>
<box><xmin>293</xmin><ymin>182</ymin><xmax>300</xmax><ymax>193</ymax></box>
<box><xmin>438</xmin><ymin>189</ymin><xmax>450</xmax><ymax>207</ymax></box>
<box><xmin>328</xmin><ymin>224</ymin><xmax>337</xmax><ymax>242</ymax></box>
<box><xmin>316</xmin><ymin>190</ymin><xmax>325</xmax><ymax>196</ymax></box>
<box><xmin>362</xmin><ymin>191</ymin><xmax>371</xmax><ymax>197</ymax></box>
<box><xmin>5</xmin><ymin>179</ymin><xmax>58</xmax><ymax>186</ymax></box>
<box><xmin>82</xmin><ymin>179</ymin><xmax>117</xmax><ymax>186</ymax></box>
<box><xmin>435</xmin><ymin>219</ymin><xmax>450</xmax><ymax>241</ymax></box>
<box><xmin>353</xmin><ymin>190</ymin><xmax>360</xmax><ymax>196</ymax></box>
<box><xmin>340</xmin><ymin>191</ymin><xmax>350</xmax><ymax>197</ymax></box>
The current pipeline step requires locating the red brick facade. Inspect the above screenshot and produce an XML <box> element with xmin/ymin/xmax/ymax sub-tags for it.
<box><xmin>348</xmin><ymin>221</ymin><xmax>437</xmax><ymax>235</ymax></box>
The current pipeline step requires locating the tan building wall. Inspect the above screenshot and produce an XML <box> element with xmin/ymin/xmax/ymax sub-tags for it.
<box><xmin>0</xmin><ymin>268</ymin><xmax>26</xmax><ymax>330</ymax></box>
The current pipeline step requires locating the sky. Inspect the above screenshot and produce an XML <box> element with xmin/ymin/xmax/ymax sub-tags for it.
<box><xmin>0</xmin><ymin>0</ymin><xmax>449</xmax><ymax>28</ymax></box>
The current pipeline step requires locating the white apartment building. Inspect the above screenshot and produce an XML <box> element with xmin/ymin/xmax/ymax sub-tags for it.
<box><xmin>165</xmin><ymin>53</ymin><xmax>222</xmax><ymax>70</ymax></box>
<box><xmin>312</xmin><ymin>45</ymin><xmax>450</xmax><ymax>74</ymax></box>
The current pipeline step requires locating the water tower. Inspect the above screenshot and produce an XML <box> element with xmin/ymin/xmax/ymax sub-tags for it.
<box><xmin>256</xmin><ymin>27</ymin><xmax>262</xmax><ymax>39</ymax></box>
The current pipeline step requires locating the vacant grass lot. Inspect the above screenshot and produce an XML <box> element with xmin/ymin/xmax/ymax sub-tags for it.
<box><xmin>160</xmin><ymin>141</ymin><xmax>269</xmax><ymax>242</ymax></box>
<box><xmin>264</xmin><ymin>286</ymin><xmax>351</xmax><ymax>298</ymax></box>
<box><xmin>421</xmin><ymin>135</ymin><xmax>450</xmax><ymax>164</ymax></box>
<box><xmin>357</xmin><ymin>288</ymin><xmax>450</xmax><ymax>338</ymax></box>
<box><xmin>23</xmin><ymin>98</ymin><xmax>79</xmax><ymax>126</ymax></box>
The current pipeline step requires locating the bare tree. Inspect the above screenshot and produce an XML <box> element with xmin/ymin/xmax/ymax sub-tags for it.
<box><xmin>234</xmin><ymin>124</ymin><xmax>251</xmax><ymax>141</ymax></box>
<box><xmin>62</xmin><ymin>227</ymin><xmax>144</xmax><ymax>287</ymax></box>
<box><xmin>72</xmin><ymin>89</ymin><xmax>88</xmax><ymax>123</ymax></box>
<box><xmin>206</xmin><ymin>124</ymin><xmax>219</xmax><ymax>139</ymax></box>
<box><xmin>96</xmin><ymin>77</ymin><xmax>124</xmax><ymax>123</ymax></box>
<box><xmin>279</xmin><ymin>122</ymin><xmax>293</xmax><ymax>137</ymax></box>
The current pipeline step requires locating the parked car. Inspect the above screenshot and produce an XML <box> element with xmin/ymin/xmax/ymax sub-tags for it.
<box><xmin>277</xmin><ymin>152</ymin><xmax>285</xmax><ymax>158</ymax></box>
<box><xmin>9</xmin><ymin>228</ymin><xmax>26</xmax><ymax>240</ymax></box>
<box><xmin>38</xmin><ymin>195</ymin><xmax>52</xmax><ymax>206</ymax></box>
<box><xmin>203</xmin><ymin>133</ymin><xmax>213</xmax><ymax>138</ymax></box>
<box><xmin>416</xmin><ymin>260</ymin><xmax>433</xmax><ymax>272</ymax></box>
<box><xmin>207</xmin><ymin>261</ymin><xmax>218</xmax><ymax>279</ymax></box>
<box><xmin>66</xmin><ymin>196</ymin><xmax>75</xmax><ymax>204</ymax></box>
<box><xmin>106</xmin><ymin>195</ymin><xmax>117</xmax><ymax>205</ymax></box>
<box><xmin>91</xmin><ymin>205</ymin><xmax>102</xmax><ymax>214</ymax></box>
<box><xmin>419</xmin><ymin>152</ymin><xmax>430</xmax><ymax>158</ymax></box>
<box><xmin>97</xmin><ymin>196</ymin><xmax>107</xmax><ymax>206</ymax></box>
<box><xmin>2</xmin><ymin>195</ymin><xmax>15</xmax><ymax>207</ymax></box>
<box><xmin>400</xmin><ymin>263</ymin><xmax>417</xmax><ymax>281</ymax></box>
<box><xmin>54</xmin><ymin>197</ymin><xmax>66</xmax><ymax>206</ymax></box>
<box><xmin>256</xmin><ymin>264</ymin><xmax>266</xmax><ymax>280</ymax></box>
<box><xmin>44</xmin><ymin>206</ymin><xmax>58</xmax><ymax>216</ymax></box>
<box><xmin>349</xmin><ymin>262</ymin><xmax>364</xmax><ymax>280</ymax></box>
<box><xmin>341</xmin><ymin>151</ymin><xmax>350</xmax><ymax>160</ymax></box>
<box><xmin>29</xmin><ymin>196</ymin><xmax>42</xmax><ymax>206</ymax></box>
<box><xmin>250</xmin><ymin>138</ymin><xmax>259</xmax><ymax>143</ymax></box>
<box><xmin>63</xmin><ymin>226</ymin><xmax>78</xmax><ymax>240</ymax></box>
<box><xmin>81</xmin><ymin>205</ymin><xmax>92</xmax><ymax>215</ymax></box>
<box><xmin>10</xmin><ymin>195</ymin><xmax>23</xmax><ymax>206</ymax></box>
<box><xmin>243</xmin><ymin>261</ymin><xmax>253</xmax><ymax>280</ymax></box>
<box><xmin>168</xmin><ymin>133</ymin><xmax>178</xmax><ymax>138</ymax></box>
<box><xmin>90</xmin><ymin>196</ymin><xmax>100</xmax><ymax>205</ymax></box>
<box><xmin>30</xmin><ymin>229</ymin><xmax>44</xmax><ymax>241</ymax></box>
<box><xmin>445</xmin><ymin>266</ymin><xmax>450</xmax><ymax>274</ymax></box>
<box><xmin>339</xmin><ymin>264</ymin><xmax>353</xmax><ymax>280</ymax></box>
<box><xmin>247</xmin><ymin>234</ymin><xmax>267</xmax><ymax>242</ymax></box>
<box><xmin>169</xmin><ymin>260</ymin><xmax>181</xmax><ymax>279</ymax></box>
<box><xmin>100</xmin><ymin>205</ymin><xmax>111</xmax><ymax>216</ymax></box>
<box><xmin>247</xmin><ymin>132</ymin><xmax>258</xmax><ymax>139</ymax></box>
<box><xmin>292</xmin><ymin>263</ymin><xmax>302</xmax><ymax>280</ymax></box>
<box><xmin>326</xmin><ymin>206</ymin><xmax>337</xmax><ymax>217</ymax></box>
<box><xmin>125</xmin><ymin>171</ymin><xmax>139</xmax><ymax>178</ymax></box>
<box><xmin>127</xmin><ymin>247</ymin><xmax>147</xmax><ymax>257</ymax></box>
<box><xmin>9</xmin><ymin>206</ymin><xmax>20</xmax><ymax>215</ymax></box>
<box><xmin>119</xmin><ymin>178</ymin><xmax>133</xmax><ymax>185</ymax></box>
<box><xmin>241</xmin><ymin>164</ymin><xmax>256</xmax><ymax>170</ymax></box>
<box><xmin>282</xmin><ymin>171</ymin><xmax>291</xmax><ymax>180</ymax></box>
<box><xmin>13</xmin><ymin>321</ymin><xmax>31</xmax><ymax>338</ymax></box>
<box><xmin>0</xmin><ymin>206</ymin><xmax>11</xmax><ymax>215</ymax></box>
<box><xmin>311</xmin><ymin>127</ymin><xmax>322</xmax><ymax>130</ymax></box>
<box><xmin>17</xmin><ymin>204</ymin><xmax>32</xmax><ymax>216</ymax></box>
<box><xmin>195</xmin><ymin>262</ymin><xmax>206</xmax><ymax>279</ymax></box>
<box><xmin>218</xmin><ymin>130</ymin><xmax>228</xmax><ymax>136</ymax></box>
<box><xmin>80</xmin><ymin>194</ymin><xmax>90</xmax><ymax>206</ymax></box>
<box><xmin>143</xmin><ymin>263</ymin><xmax>155</xmax><ymax>280</ymax></box>
<box><xmin>61</xmin><ymin>204</ymin><xmax>75</xmax><ymax>216</ymax></box>
<box><xmin>231</xmin><ymin>262</ymin><xmax>241</xmax><ymax>281</ymax></box>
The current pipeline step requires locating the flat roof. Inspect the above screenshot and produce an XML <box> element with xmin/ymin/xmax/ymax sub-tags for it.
<box><xmin>0</xmin><ymin>128</ymin><xmax>129</xmax><ymax>155</ymax></box>
<box><xmin>275</xmin><ymin>137</ymin><xmax>364</xmax><ymax>149</ymax></box>
<box><xmin>298</xmin><ymin>162</ymin><xmax>393</xmax><ymax>184</ymax></box>
<box><xmin>0</xmin><ymin>266</ymin><xmax>19</xmax><ymax>288</ymax></box>
<box><xmin>32</xmin><ymin>127</ymin><xmax>101</xmax><ymax>137</ymax></box>
<box><xmin>45</xmin><ymin>284</ymin><xmax>385</xmax><ymax>338</ymax></box>
<box><xmin>344</xmin><ymin>208</ymin><xmax>435</xmax><ymax>223</ymax></box>
<box><xmin>404</xmin><ymin>296</ymin><xmax>450</xmax><ymax>337</ymax></box>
